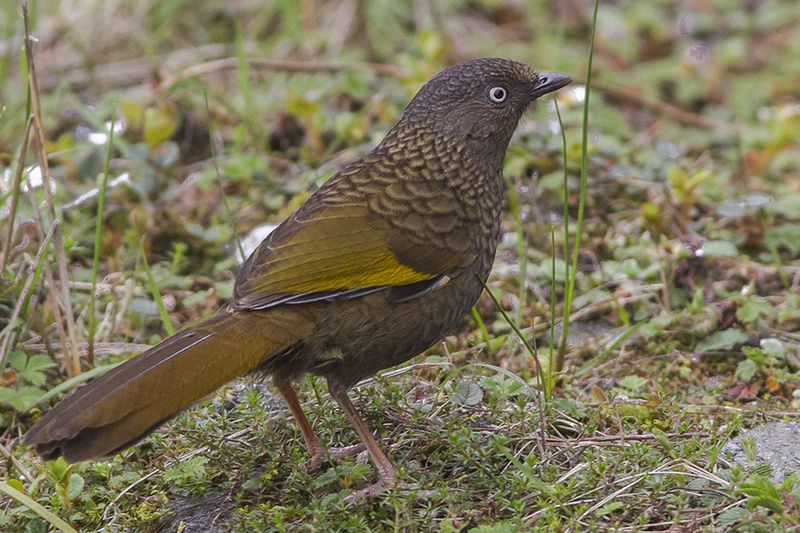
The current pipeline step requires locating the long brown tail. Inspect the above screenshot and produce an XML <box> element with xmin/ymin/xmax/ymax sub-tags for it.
<box><xmin>24</xmin><ymin>311</ymin><xmax>298</xmax><ymax>462</ymax></box>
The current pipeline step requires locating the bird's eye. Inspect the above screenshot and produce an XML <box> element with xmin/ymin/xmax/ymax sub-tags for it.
<box><xmin>488</xmin><ymin>86</ymin><xmax>508</xmax><ymax>103</ymax></box>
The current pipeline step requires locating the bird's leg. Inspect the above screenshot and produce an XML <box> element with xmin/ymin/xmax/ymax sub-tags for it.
<box><xmin>328</xmin><ymin>379</ymin><xmax>395</xmax><ymax>501</ymax></box>
<box><xmin>276</xmin><ymin>381</ymin><xmax>326</xmax><ymax>471</ymax></box>
<box><xmin>276</xmin><ymin>381</ymin><xmax>364</xmax><ymax>472</ymax></box>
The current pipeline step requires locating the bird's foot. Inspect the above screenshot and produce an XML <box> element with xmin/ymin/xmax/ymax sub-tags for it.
<box><xmin>343</xmin><ymin>479</ymin><xmax>394</xmax><ymax>504</ymax></box>
<box><xmin>343</xmin><ymin>466</ymin><xmax>399</xmax><ymax>504</ymax></box>
<box><xmin>342</xmin><ymin>480</ymin><xmax>439</xmax><ymax>503</ymax></box>
<box><xmin>305</xmin><ymin>452</ymin><xmax>325</xmax><ymax>473</ymax></box>
<box><xmin>305</xmin><ymin>443</ymin><xmax>367</xmax><ymax>473</ymax></box>
<box><xmin>330</xmin><ymin>442</ymin><xmax>367</xmax><ymax>459</ymax></box>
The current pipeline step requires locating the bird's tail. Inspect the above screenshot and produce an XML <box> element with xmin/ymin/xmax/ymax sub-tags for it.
<box><xmin>24</xmin><ymin>311</ymin><xmax>299</xmax><ymax>462</ymax></box>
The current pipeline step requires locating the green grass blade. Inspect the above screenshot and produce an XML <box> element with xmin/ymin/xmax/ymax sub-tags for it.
<box><xmin>494</xmin><ymin>442</ymin><xmax>557</xmax><ymax>498</ymax></box>
<box><xmin>234</xmin><ymin>21</ymin><xmax>264</xmax><ymax>150</ymax></box>
<box><xmin>204</xmin><ymin>88</ymin><xmax>245</xmax><ymax>262</ymax></box>
<box><xmin>554</xmin><ymin>98</ymin><xmax>569</xmax><ymax>340</ymax></box>
<box><xmin>139</xmin><ymin>242</ymin><xmax>175</xmax><ymax>336</ymax></box>
<box><xmin>480</xmin><ymin>278</ymin><xmax>548</xmax><ymax>399</ymax></box>
<box><xmin>548</xmin><ymin>225</ymin><xmax>557</xmax><ymax>392</ymax></box>
<box><xmin>0</xmin><ymin>480</ymin><xmax>78</xmax><ymax>533</ymax></box>
<box><xmin>471</xmin><ymin>306</ymin><xmax>491</xmax><ymax>346</ymax></box>
<box><xmin>88</xmin><ymin>114</ymin><xmax>115</xmax><ymax>365</ymax></box>
<box><xmin>557</xmin><ymin>0</ymin><xmax>600</xmax><ymax>370</ymax></box>
<box><xmin>26</xmin><ymin>360</ymin><xmax>123</xmax><ymax>411</ymax></box>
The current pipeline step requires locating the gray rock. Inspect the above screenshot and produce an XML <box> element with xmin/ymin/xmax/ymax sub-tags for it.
<box><xmin>723</xmin><ymin>421</ymin><xmax>800</xmax><ymax>482</ymax></box>
<box><xmin>158</xmin><ymin>488</ymin><xmax>232</xmax><ymax>532</ymax></box>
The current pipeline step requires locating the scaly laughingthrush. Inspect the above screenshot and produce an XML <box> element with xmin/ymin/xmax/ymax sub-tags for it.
<box><xmin>25</xmin><ymin>58</ymin><xmax>571</xmax><ymax>500</ymax></box>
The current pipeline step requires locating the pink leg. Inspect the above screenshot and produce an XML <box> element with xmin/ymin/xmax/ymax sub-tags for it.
<box><xmin>277</xmin><ymin>381</ymin><xmax>364</xmax><ymax>471</ymax></box>
<box><xmin>328</xmin><ymin>380</ymin><xmax>395</xmax><ymax>501</ymax></box>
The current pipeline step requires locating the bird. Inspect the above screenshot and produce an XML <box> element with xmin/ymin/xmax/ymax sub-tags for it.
<box><xmin>24</xmin><ymin>58</ymin><xmax>571</xmax><ymax>500</ymax></box>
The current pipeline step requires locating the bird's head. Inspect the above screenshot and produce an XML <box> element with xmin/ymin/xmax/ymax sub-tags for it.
<box><xmin>391</xmin><ymin>58</ymin><xmax>571</xmax><ymax>166</ymax></box>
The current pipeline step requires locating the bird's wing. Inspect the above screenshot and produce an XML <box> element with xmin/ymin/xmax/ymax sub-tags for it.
<box><xmin>232</xmin><ymin>175</ymin><xmax>475</xmax><ymax>311</ymax></box>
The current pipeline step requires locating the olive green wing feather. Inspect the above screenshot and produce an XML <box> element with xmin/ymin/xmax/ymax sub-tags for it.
<box><xmin>232</xmin><ymin>171</ymin><xmax>476</xmax><ymax>310</ymax></box>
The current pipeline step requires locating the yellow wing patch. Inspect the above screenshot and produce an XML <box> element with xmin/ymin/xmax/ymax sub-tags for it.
<box><xmin>233</xmin><ymin>203</ymin><xmax>436</xmax><ymax>309</ymax></box>
<box><xmin>249</xmin><ymin>242</ymin><xmax>433</xmax><ymax>294</ymax></box>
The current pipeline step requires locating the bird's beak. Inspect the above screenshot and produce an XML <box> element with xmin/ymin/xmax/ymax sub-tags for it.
<box><xmin>531</xmin><ymin>72</ymin><xmax>573</xmax><ymax>99</ymax></box>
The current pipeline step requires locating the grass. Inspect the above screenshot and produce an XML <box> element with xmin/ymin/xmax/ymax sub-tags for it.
<box><xmin>0</xmin><ymin>479</ymin><xmax>78</xmax><ymax>533</ymax></box>
<box><xmin>1</xmin><ymin>0</ymin><xmax>800</xmax><ymax>531</ymax></box>
<box><xmin>87</xmin><ymin>115</ymin><xmax>115</xmax><ymax>364</ymax></box>
<box><xmin>556</xmin><ymin>0</ymin><xmax>599</xmax><ymax>379</ymax></box>
<box><xmin>140</xmin><ymin>240</ymin><xmax>176</xmax><ymax>337</ymax></box>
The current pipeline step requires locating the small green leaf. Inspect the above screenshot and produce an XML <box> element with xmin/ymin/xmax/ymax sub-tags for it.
<box><xmin>742</xmin><ymin>346</ymin><xmax>766</xmax><ymax>364</ymax></box>
<box><xmin>736</xmin><ymin>298</ymin><xmax>772</xmax><ymax>324</ymax></box>
<box><xmin>735</xmin><ymin>359</ymin><xmax>758</xmax><ymax>382</ymax></box>
<box><xmin>452</xmin><ymin>380</ymin><xmax>483</xmax><ymax>406</ymax></box>
<box><xmin>618</xmin><ymin>375</ymin><xmax>648</xmax><ymax>392</ymax></box>
<box><xmin>765</xmin><ymin>223</ymin><xmax>800</xmax><ymax>254</ymax></box>
<box><xmin>652</xmin><ymin>428</ymin><xmax>674</xmax><ymax>456</ymax></box>
<box><xmin>18</xmin><ymin>368</ymin><xmax>46</xmax><ymax>387</ymax></box>
<box><xmin>702</xmin><ymin>240</ymin><xmax>738</xmax><ymax>258</ymax></box>
<box><xmin>8</xmin><ymin>351</ymin><xmax>27</xmax><ymax>372</ymax></box>
<box><xmin>163</xmin><ymin>456</ymin><xmax>207</xmax><ymax>483</ymax></box>
<box><xmin>742</xmin><ymin>436</ymin><xmax>758</xmax><ymax>463</ymax></box>
<box><xmin>696</xmin><ymin>329</ymin><xmax>748</xmax><ymax>352</ymax></box>
<box><xmin>538</xmin><ymin>257</ymin><xmax>568</xmax><ymax>282</ymax></box>
<box><xmin>470</xmin><ymin>522</ymin><xmax>516</xmax><ymax>533</ymax></box>
<box><xmin>595</xmin><ymin>501</ymin><xmax>625</xmax><ymax>516</ymax></box>
<box><xmin>740</xmin><ymin>475</ymin><xmax>784</xmax><ymax>514</ymax></box>
<box><xmin>0</xmin><ymin>386</ymin><xmax>45</xmax><ymax>412</ymax></box>
<box><xmin>67</xmin><ymin>473</ymin><xmax>84</xmax><ymax>501</ymax></box>
<box><xmin>143</xmin><ymin>106</ymin><xmax>177</xmax><ymax>149</ymax></box>
<box><xmin>25</xmin><ymin>354</ymin><xmax>56</xmax><ymax>372</ymax></box>
<box><xmin>26</xmin><ymin>517</ymin><xmax>47</xmax><ymax>533</ymax></box>
<box><xmin>717</xmin><ymin>507</ymin><xmax>749</xmax><ymax>528</ymax></box>
<box><xmin>46</xmin><ymin>458</ymin><xmax>71</xmax><ymax>484</ymax></box>
<box><xmin>120</xmin><ymin>99</ymin><xmax>145</xmax><ymax>130</ymax></box>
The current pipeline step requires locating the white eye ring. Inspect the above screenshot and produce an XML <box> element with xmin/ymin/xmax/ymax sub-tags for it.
<box><xmin>488</xmin><ymin>86</ymin><xmax>508</xmax><ymax>103</ymax></box>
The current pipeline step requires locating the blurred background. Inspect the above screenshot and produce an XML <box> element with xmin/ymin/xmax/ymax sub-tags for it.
<box><xmin>1</xmin><ymin>0</ymin><xmax>799</xmax><ymax>531</ymax></box>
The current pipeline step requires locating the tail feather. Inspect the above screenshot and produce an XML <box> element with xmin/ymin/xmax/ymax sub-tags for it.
<box><xmin>24</xmin><ymin>311</ymin><xmax>299</xmax><ymax>462</ymax></box>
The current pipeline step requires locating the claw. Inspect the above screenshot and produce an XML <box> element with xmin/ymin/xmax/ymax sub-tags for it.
<box><xmin>343</xmin><ymin>480</ymin><xmax>392</xmax><ymax>503</ymax></box>
<box><xmin>305</xmin><ymin>443</ymin><xmax>367</xmax><ymax>473</ymax></box>
<box><xmin>305</xmin><ymin>451</ymin><xmax>325</xmax><ymax>473</ymax></box>
<box><xmin>329</xmin><ymin>442</ymin><xmax>366</xmax><ymax>460</ymax></box>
